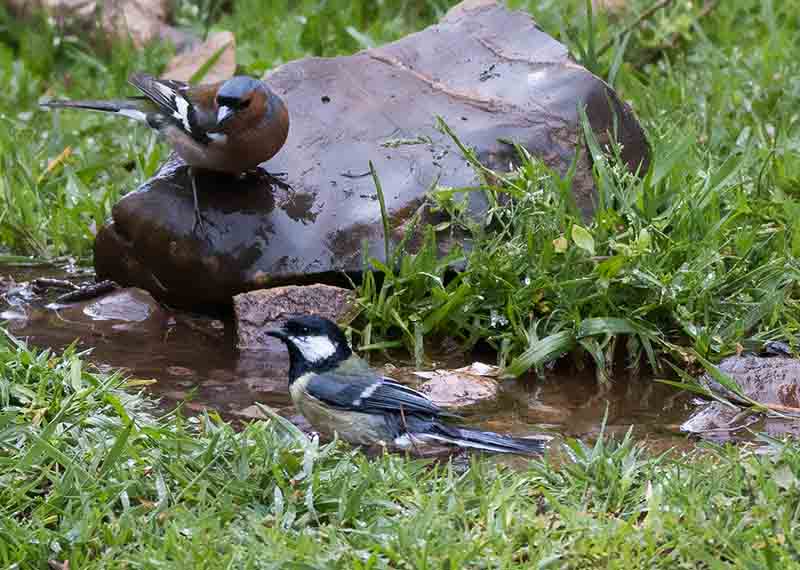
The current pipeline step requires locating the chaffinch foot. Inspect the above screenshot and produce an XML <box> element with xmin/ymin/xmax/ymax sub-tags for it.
<box><xmin>42</xmin><ymin>73</ymin><xmax>290</xmax><ymax>232</ymax></box>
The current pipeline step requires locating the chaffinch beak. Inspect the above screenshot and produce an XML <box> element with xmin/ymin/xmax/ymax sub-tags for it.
<box><xmin>265</xmin><ymin>327</ymin><xmax>287</xmax><ymax>340</ymax></box>
<box><xmin>217</xmin><ymin>105</ymin><xmax>234</xmax><ymax>125</ymax></box>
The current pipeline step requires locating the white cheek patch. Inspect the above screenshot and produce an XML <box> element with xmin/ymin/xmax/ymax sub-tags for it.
<box><xmin>291</xmin><ymin>335</ymin><xmax>337</xmax><ymax>363</ymax></box>
<box><xmin>207</xmin><ymin>132</ymin><xmax>227</xmax><ymax>143</ymax></box>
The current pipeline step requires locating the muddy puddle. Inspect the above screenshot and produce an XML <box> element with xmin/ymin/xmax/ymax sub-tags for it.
<box><xmin>1</xmin><ymin>263</ymin><xmax>705</xmax><ymax>455</ymax></box>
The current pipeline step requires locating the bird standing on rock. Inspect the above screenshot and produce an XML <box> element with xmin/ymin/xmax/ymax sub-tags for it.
<box><xmin>267</xmin><ymin>315</ymin><xmax>547</xmax><ymax>455</ymax></box>
<box><xmin>41</xmin><ymin>73</ymin><xmax>290</xmax><ymax>231</ymax></box>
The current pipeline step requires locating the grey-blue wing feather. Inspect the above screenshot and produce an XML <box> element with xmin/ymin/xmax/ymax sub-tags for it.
<box><xmin>305</xmin><ymin>372</ymin><xmax>442</xmax><ymax>417</ymax></box>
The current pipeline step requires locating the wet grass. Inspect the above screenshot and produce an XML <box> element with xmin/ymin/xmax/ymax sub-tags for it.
<box><xmin>354</xmin><ymin>0</ymin><xmax>800</xmax><ymax>379</ymax></box>
<box><xmin>3</xmin><ymin>335</ymin><xmax>800</xmax><ymax>569</ymax></box>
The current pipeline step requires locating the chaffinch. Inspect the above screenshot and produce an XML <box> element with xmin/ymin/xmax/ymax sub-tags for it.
<box><xmin>267</xmin><ymin>315</ymin><xmax>548</xmax><ymax>455</ymax></box>
<box><xmin>41</xmin><ymin>73</ymin><xmax>290</xmax><ymax>231</ymax></box>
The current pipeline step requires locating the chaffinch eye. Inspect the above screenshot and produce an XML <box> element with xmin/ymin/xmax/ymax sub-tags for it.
<box><xmin>217</xmin><ymin>95</ymin><xmax>250</xmax><ymax>110</ymax></box>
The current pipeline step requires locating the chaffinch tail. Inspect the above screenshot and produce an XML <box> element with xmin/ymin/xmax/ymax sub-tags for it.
<box><xmin>41</xmin><ymin>73</ymin><xmax>290</xmax><ymax>231</ymax></box>
<box><xmin>267</xmin><ymin>315</ymin><xmax>548</xmax><ymax>456</ymax></box>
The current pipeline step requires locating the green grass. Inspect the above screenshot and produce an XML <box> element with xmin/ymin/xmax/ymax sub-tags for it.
<box><xmin>5</xmin><ymin>0</ymin><xmax>796</xmax><ymax>377</ymax></box>
<box><xmin>3</xmin><ymin>335</ymin><xmax>800</xmax><ymax>569</ymax></box>
<box><xmin>352</xmin><ymin>0</ymin><xmax>800</xmax><ymax>379</ymax></box>
<box><xmin>3</xmin><ymin>1</ymin><xmax>800</xmax><ymax>567</ymax></box>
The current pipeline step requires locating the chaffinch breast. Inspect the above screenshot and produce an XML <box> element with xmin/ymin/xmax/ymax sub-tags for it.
<box><xmin>42</xmin><ymin>73</ymin><xmax>290</xmax><ymax>230</ymax></box>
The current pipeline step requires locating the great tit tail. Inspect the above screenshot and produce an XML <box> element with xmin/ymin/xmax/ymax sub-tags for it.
<box><xmin>419</xmin><ymin>422</ymin><xmax>548</xmax><ymax>455</ymax></box>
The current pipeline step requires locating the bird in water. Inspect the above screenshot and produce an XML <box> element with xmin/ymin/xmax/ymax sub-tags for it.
<box><xmin>267</xmin><ymin>315</ymin><xmax>547</xmax><ymax>455</ymax></box>
<box><xmin>41</xmin><ymin>73</ymin><xmax>290</xmax><ymax>232</ymax></box>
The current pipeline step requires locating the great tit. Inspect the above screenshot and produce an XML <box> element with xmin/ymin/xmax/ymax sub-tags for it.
<box><xmin>267</xmin><ymin>315</ymin><xmax>546</xmax><ymax>455</ymax></box>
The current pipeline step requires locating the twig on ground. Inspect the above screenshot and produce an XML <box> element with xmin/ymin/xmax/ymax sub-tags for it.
<box><xmin>55</xmin><ymin>280</ymin><xmax>118</xmax><ymax>304</ymax></box>
<box><xmin>633</xmin><ymin>0</ymin><xmax>720</xmax><ymax>67</ymax></box>
<box><xmin>597</xmin><ymin>0</ymin><xmax>675</xmax><ymax>57</ymax></box>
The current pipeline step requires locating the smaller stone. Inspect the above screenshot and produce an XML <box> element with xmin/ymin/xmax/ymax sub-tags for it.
<box><xmin>80</xmin><ymin>288</ymin><xmax>163</xmax><ymax>323</ymax></box>
<box><xmin>705</xmin><ymin>353</ymin><xmax>800</xmax><ymax>407</ymax></box>
<box><xmin>47</xmin><ymin>287</ymin><xmax>168</xmax><ymax>336</ymax></box>
<box><xmin>414</xmin><ymin>362</ymin><xmax>500</xmax><ymax>409</ymax></box>
<box><xmin>166</xmin><ymin>366</ymin><xmax>195</xmax><ymax>377</ymax></box>
<box><xmin>234</xmin><ymin>404</ymin><xmax>268</xmax><ymax>420</ymax></box>
<box><xmin>680</xmin><ymin>402</ymin><xmax>756</xmax><ymax>435</ymax></box>
<box><xmin>234</xmin><ymin>284</ymin><xmax>355</xmax><ymax>349</ymax></box>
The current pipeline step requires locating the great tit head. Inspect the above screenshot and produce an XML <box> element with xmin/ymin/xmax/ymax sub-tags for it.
<box><xmin>215</xmin><ymin>76</ymin><xmax>265</xmax><ymax>127</ymax></box>
<box><xmin>267</xmin><ymin>315</ymin><xmax>352</xmax><ymax>372</ymax></box>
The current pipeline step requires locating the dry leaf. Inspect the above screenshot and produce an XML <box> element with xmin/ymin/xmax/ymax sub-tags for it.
<box><xmin>163</xmin><ymin>30</ymin><xmax>236</xmax><ymax>84</ymax></box>
<box><xmin>413</xmin><ymin>362</ymin><xmax>500</xmax><ymax>408</ymax></box>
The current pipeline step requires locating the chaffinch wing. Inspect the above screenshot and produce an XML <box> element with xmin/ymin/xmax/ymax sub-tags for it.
<box><xmin>41</xmin><ymin>73</ymin><xmax>290</xmax><ymax>175</ymax></box>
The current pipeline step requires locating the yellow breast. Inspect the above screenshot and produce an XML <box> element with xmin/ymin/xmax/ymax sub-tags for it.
<box><xmin>290</xmin><ymin>373</ymin><xmax>393</xmax><ymax>446</ymax></box>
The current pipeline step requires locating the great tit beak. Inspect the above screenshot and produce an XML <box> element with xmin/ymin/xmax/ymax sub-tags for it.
<box><xmin>216</xmin><ymin>105</ymin><xmax>234</xmax><ymax>125</ymax></box>
<box><xmin>265</xmin><ymin>328</ymin><xmax>287</xmax><ymax>340</ymax></box>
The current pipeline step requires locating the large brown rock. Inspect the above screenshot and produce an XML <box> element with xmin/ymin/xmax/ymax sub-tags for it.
<box><xmin>94</xmin><ymin>0</ymin><xmax>650</xmax><ymax>308</ymax></box>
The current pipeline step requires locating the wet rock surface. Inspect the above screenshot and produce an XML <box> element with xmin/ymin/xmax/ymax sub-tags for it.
<box><xmin>94</xmin><ymin>0</ymin><xmax>650</xmax><ymax>308</ymax></box>
<box><xmin>234</xmin><ymin>284</ymin><xmax>355</xmax><ymax>349</ymax></box>
<box><xmin>709</xmin><ymin>351</ymin><xmax>800</xmax><ymax>407</ymax></box>
<box><xmin>42</xmin><ymin>287</ymin><xmax>169</xmax><ymax>338</ymax></box>
<box><xmin>681</xmin><ymin>349</ymin><xmax>800</xmax><ymax>437</ymax></box>
<box><xmin>72</xmin><ymin>287</ymin><xmax>166</xmax><ymax>326</ymax></box>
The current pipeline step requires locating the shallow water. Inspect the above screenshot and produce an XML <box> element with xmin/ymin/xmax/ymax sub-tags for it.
<box><xmin>1</xmin><ymin>263</ymin><xmax>698</xmax><ymax>454</ymax></box>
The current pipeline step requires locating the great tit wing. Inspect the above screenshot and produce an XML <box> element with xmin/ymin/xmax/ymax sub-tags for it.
<box><xmin>305</xmin><ymin>372</ymin><xmax>442</xmax><ymax>417</ymax></box>
<box><xmin>128</xmin><ymin>73</ymin><xmax>212</xmax><ymax>143</ymax></box>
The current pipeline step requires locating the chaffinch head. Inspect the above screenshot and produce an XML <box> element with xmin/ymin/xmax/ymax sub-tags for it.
<box><xmin>42</xmin><ymin>73</ymin><xmax>289</xmax><ymax>175</ymax></box>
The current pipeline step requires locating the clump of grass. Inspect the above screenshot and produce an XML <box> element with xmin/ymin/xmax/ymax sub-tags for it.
<box><xmin>355</xmin><ymin>0</ymin><xmax>800</xmax><ymax>379</ymax></box>
<box><xmin>2</xmin><ymin>333</ymin><xmax>800</xmax><ymax>568</ymax></box>
<box><xmin>356</xmin><ymin>112</ymin><xmax>800</xmax><ymax>379</ymax></box>
<box><xmin>0</xmin><ymin>7</ymin><xmax>172</xmax><ymax>260</ymax></box>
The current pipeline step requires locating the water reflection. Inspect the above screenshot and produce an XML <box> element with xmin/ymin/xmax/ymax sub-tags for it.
<box><xmin>1</xmin><ymin>263</ymin><xmax>697</xmax><ymax>454</ymax></box>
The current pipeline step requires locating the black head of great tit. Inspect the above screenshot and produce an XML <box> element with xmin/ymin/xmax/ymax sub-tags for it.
<box><xmin>267</xmin><ymin>315</ymin><xmax>547</xmax><ymax>455</ymax></box>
